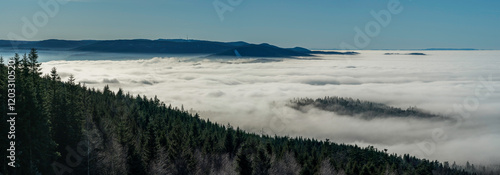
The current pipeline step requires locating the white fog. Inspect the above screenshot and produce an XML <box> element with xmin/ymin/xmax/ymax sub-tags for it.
<box><xmin>40</xmin><ymin>50</ymin><xmax>500</xmax><ymax>166</ymax></box>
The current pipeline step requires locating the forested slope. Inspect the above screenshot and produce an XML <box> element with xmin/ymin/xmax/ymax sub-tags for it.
<box><xmin>0</xmin><ymin>49</ymin><xmax>486</xmax><ymax>174</ymax></box>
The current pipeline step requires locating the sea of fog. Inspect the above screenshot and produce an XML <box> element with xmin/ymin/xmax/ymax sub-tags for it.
<box><xmin>11</xmin><ymin>50</ymin><xmax>500</xmax><ymax>166</ymax></box>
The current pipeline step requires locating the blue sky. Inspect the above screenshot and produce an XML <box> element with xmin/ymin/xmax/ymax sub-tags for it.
<box><xmin>1</xmin><ymin>0</ymin><xmax>499</xmax><ymax>49</ymax></box>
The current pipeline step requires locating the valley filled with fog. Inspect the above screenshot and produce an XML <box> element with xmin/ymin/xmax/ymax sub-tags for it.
<box><xmin>38</xmin><ymin>50</ymin><xmax>500</xmax><ymax>166</ymax></box>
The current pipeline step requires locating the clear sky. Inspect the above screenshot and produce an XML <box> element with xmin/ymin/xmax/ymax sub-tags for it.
<box><xmin>1</xmin><ymin>0</ymin><xmax>499</xmax><ymax>49</ymax></box>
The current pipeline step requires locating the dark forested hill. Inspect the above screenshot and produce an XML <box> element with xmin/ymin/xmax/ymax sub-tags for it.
<box><xmin>210</xmin><ymin>44</ymin><xmax>312</xmax><ymax>58</ymax></box>
<box><xmin>0</xmin><ymin>50</ymin><xmax>488</xmax><ymax>174</ymax></box>
<box><xmin>289</xmin><ymin>97</ymin><xmax>447</xmax><ymax>120</ymax></box>
<box><xmin>72</xmin><ymin>39</ymin><xmax>236</xmax><ymax>54</ymax></box>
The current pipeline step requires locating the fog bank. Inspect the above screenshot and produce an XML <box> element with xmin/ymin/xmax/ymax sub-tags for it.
<box><xmin>41</xmin><ymin>50</ymin><xmax>500</xmax><ymax>165</ymax></box>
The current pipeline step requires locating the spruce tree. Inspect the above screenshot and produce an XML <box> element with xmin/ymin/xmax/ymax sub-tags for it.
<box><xmin>224</xmin><ymin>128</ymin><xmax>235</xmax><ymax>156</ymax></box>
<box><xmin>236</xmin><ymin>151</ymin><xmax>252</xmax><ymax>175</ymax></box>
<box><xmin>253</xmin><ymin>147</ymin><xmax>271</xmax><ymax>175</ymax></box>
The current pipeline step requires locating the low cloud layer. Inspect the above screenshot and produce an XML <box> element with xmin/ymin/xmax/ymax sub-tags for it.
<box><xmin>41</xmin><ymin>50</ymin><xmax>500</xmax><ymax>165</ymax></box>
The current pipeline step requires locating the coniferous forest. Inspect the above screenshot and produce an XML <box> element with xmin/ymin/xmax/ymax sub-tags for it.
<box><xmin>288</xmin><ymin>97</ymin><xmax>446</xmax><ymax>120</ymax></box>
<box><xmin>0</xmin><ymin>49</ymin><xmax>495</xmax><ymax>174</ymax></box>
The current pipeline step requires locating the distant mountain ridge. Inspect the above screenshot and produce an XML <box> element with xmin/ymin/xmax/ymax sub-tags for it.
<box><xmin>73</xmin><ymin>39</ymin><xmax>235</xmax><ymax>54</ymax></box>
<box><xmin>0</xmin><ymin>39</ymin><xmax>358</xmax><ymax>58</ymax></box>
<box><xmin>424</xmin><ymin>48</ymin><xmax>477</xmax><ymax>50</ymax></box>
<box><xmin>0</xmin><ymin>39</ymin><xmax>97</xmax><ymax>49</ymax></box>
